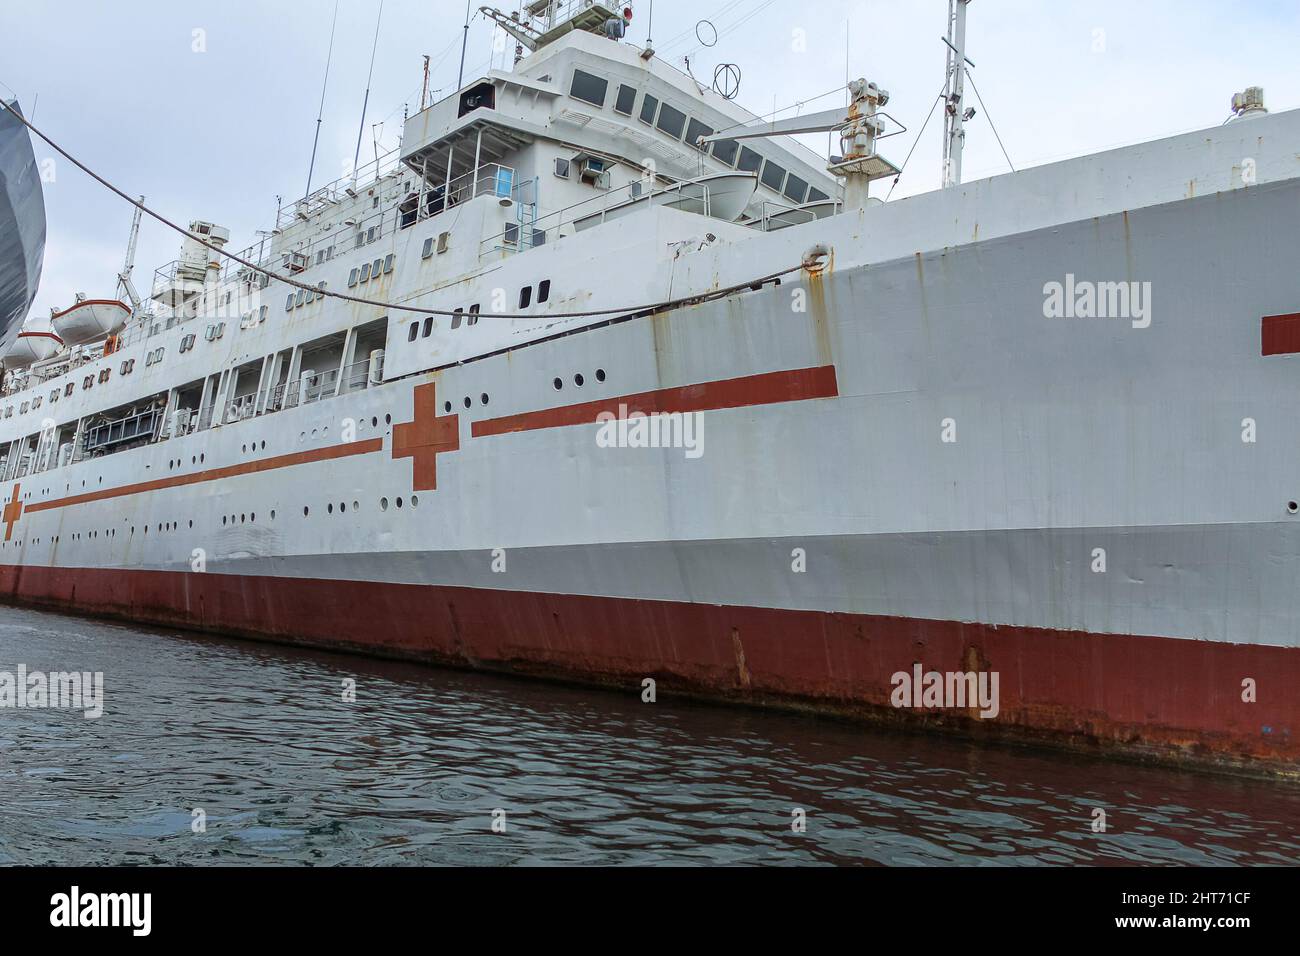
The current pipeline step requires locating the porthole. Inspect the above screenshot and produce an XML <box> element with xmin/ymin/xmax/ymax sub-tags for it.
<box><xmin>463</xmin><ymin>396</ymin><xmax>472</xmax><ymax>409</ymax></box>
<box><xmin>328</xmin><ymin>503</ymin><xmax>334</xmax><ymax>514</ymax></box>
<box><xmin>444</xmin><ymin>401</ymin><xmax>452</xmax><ymax>413</ymax></box>
<box><xmin>352</xmin><ymin>500</ymin><xmax>359</xmax><ymax>512</ymax></box>
<box><xmin>574</xmin><ymin>373</ymin><xmax>585</xmax><ymax>387</ymax></box>
<box><xmin>371</xmin><ymin>416</ymin><xmax>378</xmax><ymax>428</ymax></box>
<box><xmin>303</xmin><ymin>506</ymin><xmax>310</xmax><ymax>516</ymax></box>
<box><xmin>340</xmin><ymin>503</ymin><xmax>347</xmax><ymax>514</ymax></box>
<box><xmin>396</xmin><ymin>497</ymin><xmax>404</xmax><ymax>509</ymax></box>
<box><xmin>380</xmin><ymin>497</ymin><xmax>389</xmax><ymax>511</ymax></box>
<box><xmin>1289</xmin><ymin>501</ymin><xmax>1299</xmax><ymax>515</ymax></box>
<box><xmin>596</xmin><ymin>368</ymin><xmax>606</xmax><ymax>382</ymax></box>
<box><xmin>411</xmin><ymin>495</ymin><xmax>419</xmax><ymax>508</ymax></box>
<box><xmin>480</xmin><ymin>393</ymin><xmax>489</xmax><ymax>405</ymax></box>
<box><xmin>385</xmin><ymin>414</ymin><xmax>391</xmax><ymax>425</ymax></box>
<box><xmin>271</xmin><ymin>510</ymin><xmax>276</xmax><ymax>520</ymax></box>
<box><xmin>553</xmin><ymin>377</ymin><xmax>563</xmax><ymax>390</ymax></box>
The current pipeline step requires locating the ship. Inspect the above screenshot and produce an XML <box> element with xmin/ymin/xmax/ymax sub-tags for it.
<box><xmin>0</xmin><ymin>97</ymin><xmax>47</xmax><ymax>362</ymax></box>
<box><xmin>1</xmin><ymin>0</ymin><xmax>1297</xmax><ymax>776</ymax></box>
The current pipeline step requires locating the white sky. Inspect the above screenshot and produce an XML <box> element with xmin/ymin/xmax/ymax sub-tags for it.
<box><xmin>2</xmin><ymin>0</ymin><xmax>1297</xmax><ymax>323</ymax></box>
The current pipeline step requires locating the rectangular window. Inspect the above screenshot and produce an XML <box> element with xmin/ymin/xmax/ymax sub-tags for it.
<box><xmin>655</xmin><ymin>102</ymin><xmax>687</xmax><ymax>139</ymax></box>
<box><xmin>783</xmin><ymin>173</ymin><xmax>810</xmax><ymax>204</ymax></box>
<box><xmin>295</xmin><ymin>289</ymin><xmax>306</xmax><ymax>307</ymax></box>
<box><xmin>538</xmin><ymin>279</ymin><xmax>551</xmax><ymax>304</ymax></box>
<box><xmin>760</xmin><ymin>160</ymin><xmax>787</xmax><ymax>192</ymax></box>
<box><xmin>286</xmin><ymin>292</ymin><xmax>296</xmax><ymax>311</ymax></box>
<box><xmin>685</xmin><ymin>118</ymin><xmax>713</xmax><ymax>150</ymax></box>
<box><xmin>554</xmin><ymin>157</ymin><xmax>570</xmax><ymax>179</ymax></box>
<box><xmin>421</xmin><ymin>237</ymin><xmax>434</xmax><ymax>259</ymax></box>
<box><xmin>360</xmin><ymin>262</ymin><xmax>371</xmax><ymax>282</ymax></box>
<box><xmin>518</xmin><ymin>286</ymin><xmax>532</xmax><ymax>309</ymax></box>
<box><xmin>614</xmin><ymin>84</ymin><xmax>637</xmax><ymax>115</ymax></box>
<box><xmin>383</xmin><ymin>254</ymin><xmax>395</xmax><ymax>274</ymax></box>
<box><xmin>372</xmin><ymin>258</ymin><xmax>383</xmax><ymax>278</ymax></box>
<box><xmin>355</xmin><ymin>232</ymin><xmax>365</xmax><ymax>248</ymax></box>
<box><xmin>570</xmin><ymin>69</ymin><xmax>608</xmax><ymax>107</ymax></box>
<box><xmin>639</xmin><ymin>93</ymin><xmax>659</xmax><ymax>125</ymax></box>
<box><xmin>711</xmin><ymin>138</ymin><xmax>740</xmax><ymax>166</ymax></box>
<box><xmin>807</xmin><ymin>187</ymin><xmax>830</xmax><ymax>204</ymax></box>
<box><xmin>468</xmin><ymin>304</ymin><xmax>480</xmax><ymax>326</ymax></box>
<box><xmin>422</xmin><ymin>316</ymin><xmax>433</xmax><ymax>337</ymax></box>
<box><xmin>738</xmin><ymin>147</ymin><xmax>763</xmax><ymax>174</ymax></box>
<box><xmin>408</xmin><ymin>323</ymin><xmax>418</xmax><ymax>342</ymax></box>
<box><xmin>451</xmin><ymin>308</ymin><xmax>464</xmax><ymax>330</ymax></box>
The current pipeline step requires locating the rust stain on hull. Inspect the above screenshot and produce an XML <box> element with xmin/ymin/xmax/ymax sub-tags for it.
<box><xmin>1</xmin><ymin>564</ymin><xmax>1296</xmax><ymax>781</ymax></box>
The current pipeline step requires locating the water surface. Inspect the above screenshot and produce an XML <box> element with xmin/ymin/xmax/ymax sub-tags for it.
<box><xmin>1</xmin><ymin>605</ymin><xmax>1296</xmax><ymax>865</ymax></box>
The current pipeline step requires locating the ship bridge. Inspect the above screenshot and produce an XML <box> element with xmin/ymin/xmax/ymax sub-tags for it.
<box><xmin>400</xmin><ymin>27</ymin><xmax>842</xmax><ymax>237</ymax></box>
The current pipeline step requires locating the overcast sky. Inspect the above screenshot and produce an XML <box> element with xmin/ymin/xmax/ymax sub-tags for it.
<box><xmin>2</xmin><ymin>0</ymin><xmax>1296</xmax><ymax>323</ymax></box>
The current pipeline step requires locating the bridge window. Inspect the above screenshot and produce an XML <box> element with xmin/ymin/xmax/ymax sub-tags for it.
<box><xmin>808</xmin><ymin>187</ymin><xmax>831</xmax><ymax>204</ymax></box>
<box><xmin>712</xmin><ymin>138</ymin><xmax>740</xmax><ymax>166</ymax></box>
<box><xmin>458</xmin><ymin>81</ymin><xmax>495</xmax><ymax>117</ymax></box>
<box><xmin>738</xmin><ymin>147</ymin><xmax>763</xmax><ymax>174</ymax></box>
<box><xmin>760</xmin><ymin>160</ymin><xmax>787</xmax><ymax>193</ymax></box>
<box><xmin>685</xmin><ymin>118</ymin><xmax>713</xmax><ymax>150</ymax></box>
<box><xmin>783</xmin><ymin>173</ymin><xmax>810</xmax><ymax>204</ymax></box>
<box><xmin>639</xmin><ymin>93</ymin><xmax>659</xmax><ymax>125</ymax></box>
<box><xmin>570</xmin><ymin>69</ymin><xmax>608</xmax><ymax>108</ymax></box>
<box><xmin>614</xmin><ymin>84</ymin><xmax>637</xmax><ymax>116</ymax></box>
<box><xmin>656</xmin><ymin>103</ymin><xmax>687</xmax><ymax>140</ymax></box>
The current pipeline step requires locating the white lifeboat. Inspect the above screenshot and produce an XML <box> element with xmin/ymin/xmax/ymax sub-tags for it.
<box><xmin>51</xmin><ymin>297</ymin><xmax>130</xmax><ymax>346</ymax></box>
<box><xmin>1</xmin><ymin>327</ymin><xmax>63</xmax><ymax>370</ymax></box>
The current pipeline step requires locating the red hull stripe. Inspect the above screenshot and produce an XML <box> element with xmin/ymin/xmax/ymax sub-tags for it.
<box><xmin>26</xmin><ymin>438</ymin><xmax>384</xmax><ymax>515</ymax></box>
<box><xmin>472</xmin><ymin>365</ymin><xmax>840</xmax><ymax>438</ymax></box>
<box><xmin>0</xmin><ymin>564</ymin><xmax>1295</xmax><ymax>771</ymax></box>
<box><xmin>1262</xmin><ymin>313</ymin><xmax>1300</xmax><ymax>356</ymax></box>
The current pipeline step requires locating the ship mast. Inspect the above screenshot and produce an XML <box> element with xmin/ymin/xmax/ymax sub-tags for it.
<box><xmin>115</xmin><ymin>197</ymin><xmax>144</xmax><ymax>314</ymax></box>
<box><xmin>942</xmin><ymin>0</ymin><xmax>972</xmax><ymax>188</ymax></box>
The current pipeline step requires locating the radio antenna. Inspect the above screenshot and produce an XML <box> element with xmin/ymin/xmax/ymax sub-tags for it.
<box><xmin>305</xmin><ymin>0</ymin><xmax>341</xmax><ymax>198</ymax></box>
<box><xmin>352</xmin><ymin>0</ymin><xmax>386</xmax><ymax>184</ymax></box>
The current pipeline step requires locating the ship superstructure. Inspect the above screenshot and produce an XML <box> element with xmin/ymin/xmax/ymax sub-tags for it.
<box><xmin>1</xmin><ymin>1</ymin><xmax>1298</xmax><ymax>776</ymax></box>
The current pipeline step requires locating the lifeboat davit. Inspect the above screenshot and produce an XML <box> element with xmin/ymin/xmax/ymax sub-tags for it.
<box><xmin>1</xmin><ymin>327</ymin><xmax>62</xmax><ymax>369</ymax></box>
<box><xmin>51</xmin><ymin>298</ymin><xmax>130</xmax><ymax>345</ymax></box>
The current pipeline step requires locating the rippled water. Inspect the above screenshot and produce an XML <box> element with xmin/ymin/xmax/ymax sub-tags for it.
<box><xmin>0</xmin><ymin>605</ymin><xmax>1297</xmax><ymax>866</ymax></box>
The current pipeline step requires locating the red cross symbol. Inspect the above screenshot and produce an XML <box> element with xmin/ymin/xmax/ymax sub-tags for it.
<box><xmin>3</xmin><ymin>484</ymin><xmax>22</xmax><ymax>542</ymax></box>
<box><xmin>392</xmin><ymin>382</ymin><xmax>460</xmax><ymax>491</ymax></box>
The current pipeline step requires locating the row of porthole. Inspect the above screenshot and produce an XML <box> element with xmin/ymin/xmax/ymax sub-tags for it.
<box><xmin>555</xmin><ymin>368</ymin><xmax>607</xmax><ymax>390</ymax></box>
<box><xmin>222</xmin><ymin>512</ymin><xmax>274</xmax><ymax>525</ymax></box>
<box><xmin>445</xmin><ymin>395</ymin><xmax>490</xmax><ymax>412</ymax></box>
<box><xmin>302</xmin><ymin>495</ymin><xmax>419</xmax><ymax>518</ymax></box>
